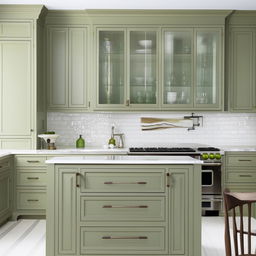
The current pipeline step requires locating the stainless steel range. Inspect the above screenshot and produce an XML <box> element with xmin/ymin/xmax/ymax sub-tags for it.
<box><xmin>128</xmin><ymin>146</ymin><xmax>223</xmax><ymax>216</ymax></box>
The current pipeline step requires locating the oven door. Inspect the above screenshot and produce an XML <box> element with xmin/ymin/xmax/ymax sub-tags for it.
<box><xmin>201</xmin><ymin>163</ymin><xmax>221</xmax><ymax>195</ymax></box>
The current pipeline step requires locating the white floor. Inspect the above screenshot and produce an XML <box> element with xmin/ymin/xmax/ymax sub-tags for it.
<box><xmin>0</xmin><ymin>217</ymin><xmax>229</xmax><ymax>256</ymax></box>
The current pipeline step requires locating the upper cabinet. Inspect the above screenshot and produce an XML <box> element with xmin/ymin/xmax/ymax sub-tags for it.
<box><xmin>227</xmin><ymin>12</ymin><xmax>256</xmax><ymax>112</ymax></box>
<box><xmin>162</xmin><ymin>28</ymin><xmax>222</xmax><ymax>110</ymax></box>
<box><xmin>92</xmin><ymin>10</ymin><xmax>228</xmax><ymax>111</ymax></box>
<box><xmin>47</xmin><ymin>26</ymin><xmax>88</xmax><ymax>111</ymax></box>
<box><xmin>96</xmin><ymin>28</ymin><xmax>158</xmax><ymax>109</ymax></box>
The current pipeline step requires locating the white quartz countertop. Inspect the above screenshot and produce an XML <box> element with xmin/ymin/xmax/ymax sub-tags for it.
<box><xmin>46</xmin><ymin>155</ymin><xmax>203</xmax><ymax>165</ymax></box>
<box><xmin>0</xmin><ymin>148</ymin><xmax>128</xmax><ymax>155</ymax></box>
<box><xmin>220</xmin><ymin>146</ymin><xmax>256</xmax><ymax>152</ymax></box>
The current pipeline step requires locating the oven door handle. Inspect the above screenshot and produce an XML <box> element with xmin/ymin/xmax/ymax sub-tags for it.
<box><xmin>201</xmin><ymin>163</ymin><xmax>222</xmax><ymax>166</ymax></box>
<box><xmin>202</xmin><ymin>198</ymin><xmax>223</xmax><ymax>202</ymax></box>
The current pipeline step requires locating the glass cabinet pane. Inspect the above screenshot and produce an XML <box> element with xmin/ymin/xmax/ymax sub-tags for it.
<box><xmin>196</xmin><ymin>31</ymin><xmax>219</xmax><ymax>105</ymax></box>
<box><xmin>98</xmin><ymin>31</ymin><xmax>124</xmax><ymax>104</ymax></box>
<box><xmin>129</xmin><ymin>31</ymin><xmax>157</xmax><ymax>104</ymax></box>
<box><xmin>163</xmin><ymin>31</ymin><xmax>192</xmax><ymax>105</ymax></box>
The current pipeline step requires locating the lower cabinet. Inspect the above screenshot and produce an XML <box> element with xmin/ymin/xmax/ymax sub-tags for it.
<box><xmin>13</xmin><ymin>155</ymin><xmax>47</xmax><ymax>219</ymax></box>
<box><xmin>0</xmin><ymin>156</ymin><xmax>13</xmax><ymax>225</ymax></box>
<box><xmin>224</xmin><ymin>152</ymin><xmax>256</xmax><ymax>216</ymax></box>
<box><xmin>46</xmin><ymin>164</ymin><xmax>201</xmax><ymax>256</ymax></box>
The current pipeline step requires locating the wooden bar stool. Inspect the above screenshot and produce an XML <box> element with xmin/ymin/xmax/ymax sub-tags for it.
<box><xmin>223</xmin><ymin>189</ymin><xmax>256</xmax><ymax>256</ymax></box>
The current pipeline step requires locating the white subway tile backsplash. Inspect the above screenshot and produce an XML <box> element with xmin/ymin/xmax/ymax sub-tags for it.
<box><xmin>47</xmin><ymin>112</ymin><xmax>256</xmax><ymax>148</ymax></box>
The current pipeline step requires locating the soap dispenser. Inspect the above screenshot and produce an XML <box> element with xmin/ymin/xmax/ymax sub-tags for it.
<box><xmin>76</xmin><ymin>135</ymin><xmax>85</xmax><ymax>148</ymax></box>
<box><xmin>108</xmin><ymin>125</ymin><xmax>116</xmax><ymax>147</ymax></box>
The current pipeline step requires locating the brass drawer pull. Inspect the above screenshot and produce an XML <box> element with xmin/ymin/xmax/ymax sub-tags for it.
<box><xmin>239</xmin><ymin>174</ymin><xmax>252</xmax><ymax>177</ymax></box>
<box><xmin>27</xmin><ymin>199</ymin><xmax>39</xmax><ymax>202</ymax></box>
<box><xmin>27</xmin><ymin>177</ymin><xmax>39</xmax><ymax>180</ymax></box>
<box><xmin>104</xmin><ymin>181</ymin><xmax>147</xmax><ymax>185</ymax></box>
<box><xmin>27</xmin><ymin>160</ymin><xmax>40</xmax><ymax>163</ymax></box>
<box><xmin>238</xmin><ymin>159</ymin><xmax>252</xmax><ymax>162</ymax></box>
<box><xmin>102</xmin><ymin>236</ymin><xmax>148</xmax><ymax>240</ymax></box>
<box><xmin>102</xmin><ymin>205</ymin><xmax>148</xmax><ymax>208</ymax></box>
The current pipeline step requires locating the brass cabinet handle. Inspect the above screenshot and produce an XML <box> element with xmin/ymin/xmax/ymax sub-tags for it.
<box><xmin>102</xmin><ymin>236</ymin><xmax>148</xmax><ymax>240</ymax></box>
<box><xmin>27</xmin><ymin>160</ymin><xmax>40</xmax><ymax>163</ymax></box>
<box><xmin>27</xmin><ymin>177</ymin><xmax>39</xmax><ymax>180</ymax></box>
<box><xmin>239</xmin><ymin>174</ymin><xmax>252</xmax><ymax>177</ymax></box>
<box><xmin>166</xmin><ymin>172</ymin><xmax>170</xmax><ymax>187</ymax></box>
<box><xmin>102</xmin><ymin>205</ymin><xmax>148</xmax><ymax>208</ymax></box>
<box><xmin>76</xmin><ymin>173</ymin><xmax>80</xmax><ymax>188</ymax></box>
<box><xmin>238</xmin><ymin>159</ymin><xmax>252</xmax><ymax>162</ymax></box>
<box><xmin>104</xmin><ymin>181</ymin><xmax>147</xmax><ymax>185</ymax></box>
<box><xmin>27</xmin><ymin>199</ymin><xmax>39</xmax><ymax>202</ymax></box>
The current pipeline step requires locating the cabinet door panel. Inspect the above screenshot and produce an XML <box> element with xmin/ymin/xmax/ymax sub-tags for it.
<box><xmin>195</xmin><ymin>29</ymin><xmax>221</xmax><ymax>108</ymax></box>
<box><xmin>231</xmin><ymin>29</ymin><xmax>254</xmax><ymax>111</ymax></box>
<box><xmin>48</xmin><ymin>28</ymin><xmax>68</xmax><ymax>108</ymax></box>
<box><xmin>163</xmin><ymin>29</ymin><xmax>193</xmax><ymax>107</ymax></box>
<box><xmin>0</xmin><ymin>41</ymin><xmax>31</xmax><ymax>135</ymax></box>
<box><xmin>169</xmin><ymin>168</ymin><xmax>189</xmax><ymax>255</ymax></box>
<box><xmin>57</xmin><ymin>168</ymin><xmax>77</xmax><ymax>254</ymax></box>
<box><xmin>98</xmin><ymin>30</ymin><xmax>125</xmax><ymax>106</ymax></box>
<box><xmin>69</xmin><ymin>28</ymin><xmax>87</xmax><ymax>108</ymax></box>
<box><xmin>129</xmin><ymin>30</ymin><xmax>157</xmax><ymax>106</ymax></box>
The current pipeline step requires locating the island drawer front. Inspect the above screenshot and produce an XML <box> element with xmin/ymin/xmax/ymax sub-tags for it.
<box><xmin>226</xmin><ymin>155</ymin><xmax>256</xmax><ymax>166</ymax></box>
<box><xmin>226</xmin><ymin>171</ymin><xmax>256</xmax><ymax>183</ymax></box>
<box><xmin>15</xmin><ymin>156</ymin><xmax>47</xmax><ymax>167</ymax></box>
<box><xmin>16</xmin><ymin>190</ymin><xmax>46</xmax><ymax>210</ymax></box>
<box><xmin>16</xmin><ymin>170</ymin><xmax>46</xmax><ymax>187</ymax></box>
<box><xmin>80</xmin><ymin>170</ymin><xmax>165</xmax><ymax>193</ymax></box>
<box><xmin>80</xmin><ymin>226</ymin><xmax>166</xmax><ymax>255</ymax></box>
<box><xmin>0</xmin><ymin>22</ymin><xmax>32</xmax><ymax>38</ymax></box>
<box><xmin>80</xmin><ymin>196</ymin><xmax>165</xmax><ymax>222</ymax></box>
<box><xmin>0</xmin><ymin>159</ymin><xmax>11</xmax><ymax>172</ymax></box>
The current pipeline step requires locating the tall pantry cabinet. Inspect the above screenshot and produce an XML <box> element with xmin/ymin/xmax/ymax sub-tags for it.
<box><xmin>0</xmin><ymin>5</ymin><xmax>47</xmax><ymax>149</ymax></box>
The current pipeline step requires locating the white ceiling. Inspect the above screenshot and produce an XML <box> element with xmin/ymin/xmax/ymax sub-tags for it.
<box><xmin>0</xmin><ymin>0</ymin><xmax>256</xmax><ymax>10</ymax></box>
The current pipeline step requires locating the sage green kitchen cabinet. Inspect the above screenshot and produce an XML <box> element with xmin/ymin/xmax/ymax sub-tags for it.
<box><xmin>227</xmin><ymin>11</ymin><xmax>256</xmax><ymax>112</ymax></box>
<box><xmin>47</xmin><ymin>26</ymin><xmax>88</xmax><ymax>111</ymax></box>
<box><xmin>13</xmin><ymin>155</ymin><xmax>47</xmax><ymax>219</ymax></box>
<box><xmin>0</xmin><ymin>5</ymin><xmax>47</xmax><ymax>149</ymax></box>
<box><xmin>228</xmin><ymin>28</ymin><xmax>256</xmax><ymax>112</ymax></box>
<box><xmin>224</xmin><ymin>152</ymin><xmax>256</xmax><ymax>216</ymax></box>
<box><xmin>0</xmin><ymin>156</ymin><xmax>13</xmax><ymax>226</ymax></box>
<box><xmin>162</xmin><ymin>28</ymin><xmax>222</xmax><ymax>110</ymax></box>
<box><xmin>0</xmin><ymin>41</ymin><xmax>31</xmax><ymax>136</ymax></box>
<box><xmin>46</xmin><ymin>164</ymin><xmax>201</xmax><ymax>256</ymax></box>
<box><xmin>96</xmin><ymin>28</ymin><xmax>159</xmax><ymax>110</ymax></box>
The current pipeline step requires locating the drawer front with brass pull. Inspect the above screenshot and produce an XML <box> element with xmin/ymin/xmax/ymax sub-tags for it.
<box><xmin>226</xmin><ymin>171</ymin><xmax>256</xmax><ymax>183</ymax></box>
<box><xmin>15</xmin><ymin>156</ymin><xmax>46</xmax><ymax>167</ymax></box>
<box><xmin>80</xmin><ymin>169</ymin><xmax>165</xmax><ymax>193</ymax></box>
<box><xmin>16</xmin><ymin>171</ymin><xmax>46</xmax><ymax>187</ymax></box>
<box><xmin>226</xmin><ymin>155</ymin><xmax>256</xmax><ymax>167</ymax></box>
<box><xmin>80</xmin><ymin>196</ymin><xmax>165</xmax><ymax>222</ymax></box>
<box><xmin>80</xmin><ymin>226</ymin><xmax>166</xmax><ymax>255</ymax></box>
<box><xmin>16</xmin><ymin>190</ymin><xmax>46</xmax><ymax>210</ymax></box>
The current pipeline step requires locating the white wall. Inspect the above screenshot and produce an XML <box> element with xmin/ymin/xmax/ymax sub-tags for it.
<box><xmin>47</xmin><ymin>112</ymin><xmax>256</xmax><ymax>148</ymax></box>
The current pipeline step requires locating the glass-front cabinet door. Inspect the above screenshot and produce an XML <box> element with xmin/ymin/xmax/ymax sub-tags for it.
<box><xmin>162</xmin><ymin>28</ymin><xmax>222</xmax><ymax>110</ymax></box>
<box><xmin>129</xmin><ymin>30</ymin><xmax>157</xmax><ymax>106</ymax></box>
<box><xmin>98</xmin><ymin>30</ymin><xmax>125</xmax><ymax>106</ymax></box>
<box><xmin>162</xmin><ymin>29</ymin><xmax>193</xmax><ymax>108</ymax></box>
<box><xmin>96</xmin><ymin>28</ymin><xmax>158</xmax><ymax>109</ymax></box>
<box><xmin>195</xmin><ymin>29</ymin><xmax>221</xmax><ymax>108</ymax></box>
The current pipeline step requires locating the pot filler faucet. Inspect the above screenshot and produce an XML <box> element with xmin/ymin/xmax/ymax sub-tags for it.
<box><xmin>111</xmin><ymin>125</ymin><xmax>125</xmax><ymax>148</ymax></box>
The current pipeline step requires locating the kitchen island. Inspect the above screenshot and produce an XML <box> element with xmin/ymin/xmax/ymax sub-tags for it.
<box><xmin>46</xmin><ymin>155</ymin><xmax>202</xmax><ymax>256</ymax></box>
